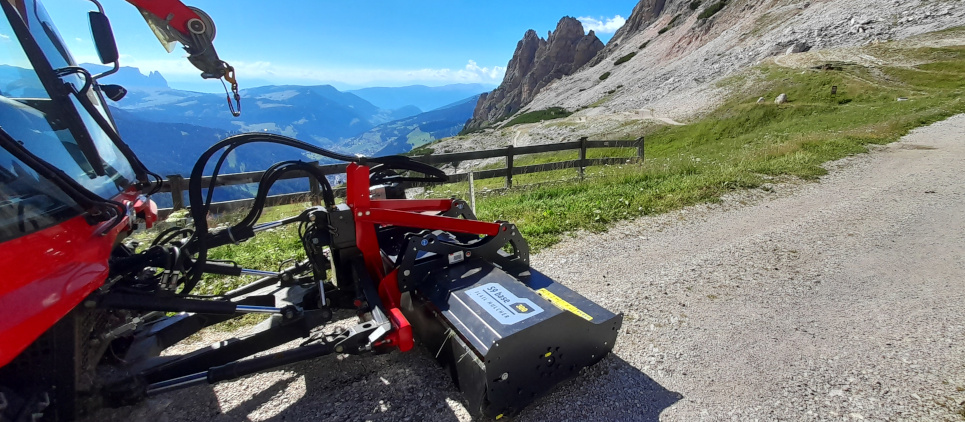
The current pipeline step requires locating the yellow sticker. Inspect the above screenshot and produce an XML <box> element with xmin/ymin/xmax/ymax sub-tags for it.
<box><xmin>536</xmin><ymin>288</ymin><xmax>593</xmax><ymax>321</ymax></box>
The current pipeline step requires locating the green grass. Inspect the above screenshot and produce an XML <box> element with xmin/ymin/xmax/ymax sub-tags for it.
<box><xmin>173</xmin><ymin>36</ymin><xmax>965</xmax><ymax>295</ymax></box>
<box><xmin>420</xmin><ymin>42</ymin><xmax>965</xmax><ymax>249</ymax></box>
<box><xmin>599</xmin><ymin>71</ymin><xmax>611</xmax><ymax>81</ymax></box>
<box><xmin>503</xmin><ymin>107</ymin><xmax>573</xmax><ymax>127</ymax></box>
<box><xmin>614</xmin><ymin>52</ymin><xmax>637</xmax><ymax>65</ymax></box>
<box><xmin>406</xmin><ymin>128</ymin><xmax>433</xmax><ymax>148</ymax></box>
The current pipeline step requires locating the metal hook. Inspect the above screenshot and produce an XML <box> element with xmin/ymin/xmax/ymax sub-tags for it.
<box><xmin>221</xmin><ymin>64</ymin><xmax>241</xmax><ymax>117</ymax></box>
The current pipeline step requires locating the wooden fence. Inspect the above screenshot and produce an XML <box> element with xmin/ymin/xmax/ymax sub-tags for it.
<box><xmin>157</xmin><ymin>137</ymin><xmax>644</xmax><ymax>219</ymax></box>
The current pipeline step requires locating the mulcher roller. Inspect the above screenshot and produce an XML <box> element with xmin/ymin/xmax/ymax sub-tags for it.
<box><xmin>384</xmin><ymin>220</ymin><xmax>622</xmax><ymax>418</ymax></box>
<box><xmin>401</xmin><ymin>263</ymin><xmax>621</xmax><ymax>418</ymax></box>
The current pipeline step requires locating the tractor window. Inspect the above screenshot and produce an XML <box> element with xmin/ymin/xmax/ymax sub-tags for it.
<box><xmin>0</xmin><ymin>0</ymin><xmax>136</xmax><ymax>199</ymax></box>
<box><xmin>0</xmin><ymin>146</ymin><xmax>80</xmax><ymax>243</ymax></box>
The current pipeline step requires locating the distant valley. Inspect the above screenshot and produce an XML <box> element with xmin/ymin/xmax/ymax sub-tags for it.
<box><xmin>84</xmin><ymin>63</ymin><xmax>491</xmax><ymax>177</ymax></box>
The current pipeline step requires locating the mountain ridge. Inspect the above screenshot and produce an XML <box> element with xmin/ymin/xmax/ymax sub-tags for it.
<box><xmin>428</xmin><ymin>0</ymin><xmax>965</xmax><ymax>156</ymax></box>
<box><xmin>463</xmin><ymin>17</ymin><xmax>604</xmax><ymax>132</ymax></box>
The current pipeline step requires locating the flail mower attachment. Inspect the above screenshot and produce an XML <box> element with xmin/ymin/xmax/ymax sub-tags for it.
<box><xmin>96</xmin><ymin>135</ymin><xmax>621</xmax><ymax>419</ymax></box>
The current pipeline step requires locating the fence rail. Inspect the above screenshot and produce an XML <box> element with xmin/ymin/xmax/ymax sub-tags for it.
<box><xmin>157</xmin><ymin>137</ymin><xmax>644</xmax><ymax>219</ymax></box>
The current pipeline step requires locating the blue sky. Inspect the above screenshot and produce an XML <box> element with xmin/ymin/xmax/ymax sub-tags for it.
<box><xmin>49</xmin><ymin>0</ymin><xmax>637</xmax><ymax>92</ymax></box>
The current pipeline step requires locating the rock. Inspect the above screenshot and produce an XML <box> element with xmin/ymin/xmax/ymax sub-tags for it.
<box><xmin>757</xmin><ymin>97</ymin><xmax>766</xmax><ymax>104</ymax></box>
<box><xmin>463</xmin><ymin>17</ymin><xmax>603</xmax><ymax>131</ymax></box>
<box><xmin>775</xmin><ymin>93</ymin><xmax>788</xmax><ymax>104</ymax></box>
<box><xmin>785</xmin><ymin>41</ymin><xmax>811</xmax><ymax>55</ymax></box>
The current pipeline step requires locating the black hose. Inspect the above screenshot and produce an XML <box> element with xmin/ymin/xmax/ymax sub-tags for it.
<box><xmin>181</xmin><ymin>133</ymin><xmax>446</xmax><ymax>295</ymax></box>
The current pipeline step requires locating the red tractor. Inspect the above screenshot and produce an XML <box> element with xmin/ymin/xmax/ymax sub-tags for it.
<box><xmin>0</xmin><ymin>1</ymin><xmax>621</xmax><ymax>420</ymax></box>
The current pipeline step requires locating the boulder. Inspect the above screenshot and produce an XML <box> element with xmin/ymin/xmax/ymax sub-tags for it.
<box><xmin>775</xmin><ymin>93</ymin><xmax>788</xmax><ymax>104</ymax></box>
<box><xmin>785</xmin><ymin>42</ymin><xmax>810</xmax><ymax>55</ymax></box>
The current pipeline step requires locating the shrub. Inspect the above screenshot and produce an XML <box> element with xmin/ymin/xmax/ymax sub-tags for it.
<box><xmin>689</xmin><ymin>1</ymin><xmax>702</xmax><ymax>10</ymax></box>
<box><xmin>659</xmin><ymin>14</ymin><xmax>682</xmax><ymax>34</ymax></box>
<box><xmin>503</xmin><ymin>107</ymin><xmax>573</xmax><ymax>127</ymax></box>
<box><xmin>599</xmin><ymin>71</ymin><xmax>611</xmax><ymax>81</ymax></box>
<box><xmin>639</xmin><ymin>41</ymin><xmax>650</xmax><ymax>50</ymax></box>
<box><xmin>698</xmin><ymin>1</ymin><xmax>727</xmax><ymax>19</ymax></box>
<box><xmin>614</xmin><ymin>52</ymin><xmax>636</xmax><ymax>66</ymax></box>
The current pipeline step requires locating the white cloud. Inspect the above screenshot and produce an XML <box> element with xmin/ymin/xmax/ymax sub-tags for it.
<box><xmin>578</xmin><ymin>15</ymin><xmax>627</xmax><ymax>34</ymax></box>
<box><xmin>463</xmin><ymin>60</ymin><xmax>506</xmax><ymax>81</ymax></box>
<box><xmin>192</xmin><ymin>59</ymin><xmax>504</xmax><ymax>87</ymax></box>
<box><xmin>79</xmin><ymin>53</ymin><xmax>505</xmax><ymax>90</ymax></box>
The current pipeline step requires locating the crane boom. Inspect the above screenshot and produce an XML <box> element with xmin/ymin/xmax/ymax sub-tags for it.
<box><xmin>124</xmin><ymin>0</ymin><xmax>240</xmax><ymax>115</ymax></box>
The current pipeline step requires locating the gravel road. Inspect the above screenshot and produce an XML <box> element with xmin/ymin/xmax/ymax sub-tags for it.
<box><xmin>89</xmin><ymin>115</ymin><xmax>965</xmax><ymax>421</ymax></box>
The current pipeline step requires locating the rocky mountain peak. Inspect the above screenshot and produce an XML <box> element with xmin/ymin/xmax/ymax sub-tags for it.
<box><xmin>611</xmin><ymin>0</ymin><xmax>668</xmax><ymax>45</ymax></box>
<box><xmin>463</xmin><ymin>17</ymin><xmax>604</xmax><ymax>132</ymax></box>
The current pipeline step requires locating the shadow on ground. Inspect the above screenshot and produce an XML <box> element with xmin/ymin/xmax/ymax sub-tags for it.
<box><xmin>83</xmin><ymin>344</ymin><xmax>678</xmax><ymax>422</ymax></box>
<box><xmin>516</xmin><ymin>354</ymin><xmax>681</xmax><ymax>422</ymax></box>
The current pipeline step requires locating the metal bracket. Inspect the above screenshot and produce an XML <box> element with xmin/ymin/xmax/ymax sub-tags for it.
<box><xmin>395</xmin><ymin>222</ymin><xmax>531</xmax><ymax>292</ymax></box>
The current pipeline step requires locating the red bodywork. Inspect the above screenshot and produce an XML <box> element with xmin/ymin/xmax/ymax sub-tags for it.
<box><xmin>0</xmin><ymin>190</ymin><xmax>155</xmax><ymax>367</ymax></box>
<box><xmin>123</xmin><ymin>0</ymin><xmax>204</xmax><ymax>35</ymax></box>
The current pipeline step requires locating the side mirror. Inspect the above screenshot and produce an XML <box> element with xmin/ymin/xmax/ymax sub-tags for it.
<box><xmin>88</xmin><ymin>8</ymin><xmax>119</xmax><ymax>79</ymax></box>
<box><xmin>89</xmin><ymin>11</ymin><xmax>118</xmax><ymax>64</ymax></box>
<box><xmin>100</xmin><ymin>84</ymin><xmax>127</xmax><ymax>102</ymax></box>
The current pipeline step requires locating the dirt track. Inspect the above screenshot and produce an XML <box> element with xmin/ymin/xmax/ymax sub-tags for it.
<box><xmin>88</xmin><ymin>114</ymin><xmax>965</xmax><ymax>421</ymax></box>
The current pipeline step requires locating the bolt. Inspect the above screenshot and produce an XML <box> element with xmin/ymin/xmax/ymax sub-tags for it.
<box><xmin>365</xmin><ymin>211</ymin><xmax>370</xmax><ymax>216</ymax></box>
<box><xmin>457</xmin><ymin>203</ymin><xmax>464</xmax><ymax>209</ymax></box>
<box><xmin>500</xmin><ymin>372</ymin><xmax>509</xmax><ymax>381</ymax></box>
<box><xmin>403</xmin><ymin>270</ymin><xmax>411</xmax><ymax>276</ymax></box>
<box><xmin>335</xmin><ymin>345</ymin><xmax>344</xmax><ymax>353</ymax></box>
<box><xmin>309</xmin><ymin>214</ymin><xmax>316</xmax><ymax>222</ymax></box>
<box><xmin>357</xmin><ymin>212</ymin><xmax>363</xmax><ymax>217</ymax></box>
<box><xmin>421</xmin><ymin>239</ymin><xmax>429</xmax><ymax>246</ymax></box>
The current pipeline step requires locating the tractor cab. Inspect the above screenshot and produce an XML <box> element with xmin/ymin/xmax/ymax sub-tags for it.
<box><xmin>0</xmin><ymin>1</ymin><xmax>621</xmax><ymax>421</ymax></box>
<box><xmin>0</xmin><ymin>1</ymin><xmax>155</xmax><ymax>419</ymax></box>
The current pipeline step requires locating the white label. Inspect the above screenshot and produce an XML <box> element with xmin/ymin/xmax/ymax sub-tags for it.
<box><xmin>465</xmin><ymin>283</ymin><xmax>543</xmax><ymax>325</ymax></box>
<box><xmin>448</xmin><ymin>251</ymin><xmax>465</xmax><ymax>265</ymax></box>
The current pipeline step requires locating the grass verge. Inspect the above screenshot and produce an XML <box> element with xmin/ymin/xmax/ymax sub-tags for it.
<box><xmin>423</xmin><ymin>41</ymin><xmax>965</xmax><ymax>249</ymax></box>
<box><xmin>167</xmin><ymin>36</ymin><xmax>965</xmax><ymax>295</ymax></box>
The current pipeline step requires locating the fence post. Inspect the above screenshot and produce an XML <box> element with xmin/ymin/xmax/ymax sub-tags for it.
<box><xmin>505</xmin><ymin>145</ymin><xmax>514</xmax><ymax>189</ymax></box>
<box><xmin>636</xmin><ymin>136</ymin><xmax>645</xmax><ymax>164</ymax></box>
<box><xmin>168</xmin><ymin>174</ymin><xmax>185</xmax><ymax>210</ymax></box>
<box><xmin>578</xmin><ymin>137</ymin><xmax>588</xmax><ymax>181</ymax></box>
<box><xmin>309</xmin><ymin>164</ymin><xmax>322</xmax><ymax>206</ymax></box>
<box><xmin>468</xmin><ymin>170</ymin><xmax>477</xmax><ymax>214</ymax></box>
